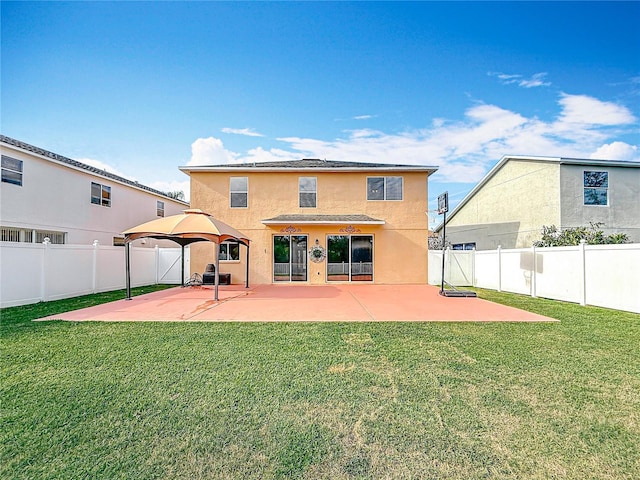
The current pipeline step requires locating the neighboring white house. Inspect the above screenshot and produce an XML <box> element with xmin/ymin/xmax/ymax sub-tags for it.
<box><xmin>436</xmin><ymin>155</ymin><xmax>640</xmax><ymax>250</ymax></box>
<box><xmin>1</xmin><ymin>135</ymin><xmax>189</xmax><ymax>246</ymax></box>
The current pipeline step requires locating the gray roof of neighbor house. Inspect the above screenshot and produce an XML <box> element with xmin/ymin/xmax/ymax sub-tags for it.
<box><xmin>434</xmin><ymin>154</ymin><xmax>640</xmax><ymax>232</ymax></box>
<box><xmin>1</xmin><ymin>135</ymin><xmax>189</xmax><ymax>204</ymax></box>
<box><xmin>180</xmin><ymin>158</ymin><xmax>438</xmax><ymax>173</ymax></box>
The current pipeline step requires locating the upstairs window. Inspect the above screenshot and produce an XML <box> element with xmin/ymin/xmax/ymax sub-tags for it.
<box><xmin>91</xmin><ymin>182</ymin><xmax>111</xmax><ymax>207</ymax></box>
<box><xmin>219</xmin><ymin>242</ymin><xmax>240</xmax><ymax>261</ymax></box>
<box><xmin>584</xmin><ymin>171</ymin><xmax>608</xmax><ymax>206</ymax></box>
<box><xmin>299</xmin><ymin>176</ymin><xmax>317</xmax><ymax>208</ymax></box>
<box><xmin>157</xmin><ymin>200</ymin><xmax>165</xmax><ymax>217</ymax></box>
<box><xmin>367</xmin><ymin>176</ymin><xmax>403</xmax><ymax>201</ymax></box>
<box><xmin>230</xmin><ymin>177</ymin><xmax>248</xmax><ymax>208</ymax></box>
<box><xmin>1</xmin><ymin>155</ymin><xmax>23</xmax><ymax>186</ymax></box>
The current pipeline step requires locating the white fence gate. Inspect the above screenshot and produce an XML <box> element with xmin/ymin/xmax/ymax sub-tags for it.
<box><xmin>429</xmin><ymin>243</ymin><xmax>640</xmax><ymax>314</ymax></box>
<box><xmin>0</xmin><ymin>242</ymin><xmax>189</xmax><ymax>308</ymax></box>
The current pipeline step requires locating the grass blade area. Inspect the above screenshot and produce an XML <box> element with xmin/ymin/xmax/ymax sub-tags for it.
<box><xmin>1</xmin><ymin>287</ymin><xmax>639</xmax><ymax>479</ymax></box>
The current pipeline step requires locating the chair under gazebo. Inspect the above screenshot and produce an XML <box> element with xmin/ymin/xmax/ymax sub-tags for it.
<box><xmin>122</xmin><ymin>209</ymin><xmax>250</xmax><ymax>301</ymax></box>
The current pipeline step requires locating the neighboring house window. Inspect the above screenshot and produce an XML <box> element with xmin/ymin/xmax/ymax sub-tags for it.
<box><xmin>367</xmin><ymin>176</ymin><xmax>403</xmax><ymax>200</ymax></box>
<box><xmin>452</xmin><ymin>243</ymin><xmax>476</xmax><ymax>250</ymax></box>
<box><xmin>91</xmin><ymin>182</ymin><xmax>111</xmax><ymax>207</ymax></box>
<box><xmin>219</xmin><ymin>242</ymin><xmax>240</xmax><ymax>261</ymax></box>
<box><xmin>1</xmin><ymin>226</ymin><xmax>65</xmax><ymax>244</ymax></box>
<box><xmin>1</xmin><ymin>155</ymin><xmax>23</xmax><ymax>186</ymax></box>
<box><xmin>35</xmin><ymin>230</ymin><xmax>66</xmax><ymax>244</ymax></box>
<box><xmin>584</xmin><ymin>171</ymin><xmax>608</xmax><ymax>206</ymax></box>
<box><xmin>1</xmin><ymin>226</ymin><xmax>23</xmax><ymax>242</ymax></box>
<box><xmin>299</xmin><ymin>177</ymin><xmax>317</xmax><ymax>208</ymax></box>
<box><xmin>230</xmin><ymin>177</ymin><xmax>248</xmax><ymax>208</ymax></box>
<box><xmin>157</xmin><ymin>201</ymin><xmax>165</xmax><ymax>217</ymax></box>
<box><xmin>113</xmin><ymin>237</ymin><xmax>125</xmax><ymax>247</ymax></box>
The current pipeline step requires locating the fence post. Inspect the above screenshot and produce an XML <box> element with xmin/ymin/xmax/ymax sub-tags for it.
<box><xmin>580</xmin><ymin>239</ymin><xmax>587</xmax><ymax>306</ymax></box>
<box><xmin>92</xmin><ymin>240</ymin><xmax>99</xmax><ymax>294</ymax></box>
<box><xmin>155</xmin><ymin>245</ymin><xmax>160</xmax><ymax>285</ymax></box>
<box><xmin>41</xmin><ymin>237</ymin><xmax>51</xmax><ymax>302</ymax></box>
<box><xmin>471</xmin><ymin>247</ymin><xmax>476</xmax><ymax>287</ymax></box>
<box><xmin>497</xmin><ymin>245</ymin><xmax>502</xmax><ymax>292</ymax></box>
<box><xmin>531</xmin><ymin>245</ymin><xmax>537</xmax><ymax>298</ymax></box>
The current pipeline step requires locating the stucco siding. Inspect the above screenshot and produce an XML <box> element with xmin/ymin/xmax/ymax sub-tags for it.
<box><xmin>446</xmin><ymin>160</ymin><xmax>561</xmax><ymax>249</ymax></box>
<box><xmin>560</xmin><ymin>164</ymin><xmax>640</xmax><ymax>242</ymax></box>
<box><xmin>189</xmin><ymin>169</ymin><xmax>429</xmax><ymax>284</ymax></box>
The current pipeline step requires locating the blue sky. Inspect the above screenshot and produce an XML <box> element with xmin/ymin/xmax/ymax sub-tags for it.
<box><xmin>2</xmin><ymin>1</ymin><xmax>639</xmax><ymax>226</ymax></box>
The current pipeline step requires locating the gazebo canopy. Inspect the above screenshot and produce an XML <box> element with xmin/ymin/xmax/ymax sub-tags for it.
<box><xmin>123</xmin><ymin>208</ymin><xmax>250</xmax><ymax>246</ymax></box>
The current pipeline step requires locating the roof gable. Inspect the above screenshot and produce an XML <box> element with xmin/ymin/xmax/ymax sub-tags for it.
<box><xmin>434</xmin><ymin>154</ymin><xmax>640</xmax><ymax>232</ymax></box>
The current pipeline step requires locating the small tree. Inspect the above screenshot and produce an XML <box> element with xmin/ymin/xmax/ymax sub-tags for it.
<box><xmin>166</xmin><ymin>190</ymin><xmax>185</xmax><ymax>201</ymax></box>
<box><xmin>533</xmin><ymin>222</ymin><xmax>629</xmax><ymax>247</ymax></box>
<box><xmin>428</xmin><ymin>235</ymin><xmax>450</xmax><ymax>250</ymax></box>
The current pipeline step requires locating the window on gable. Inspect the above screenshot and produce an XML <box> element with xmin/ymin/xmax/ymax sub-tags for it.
<box><xmin>367</xmin><ymin>176</ymin><xmax>403</xmax><ymax>201</ymax></box>
<box><xmin>230</xmin><ymin>177</ymin><xmax>248</xmax><ymax>208</ymax></box>
<box><xmin>584</xmin><ymin>171</ymin><xmax>608</xmax><ymax>206</ymax></box>
<box><xmin>299</xmin><ymin>176</ymin><xmax>317</xmax><ymax>208</ymax></box>
<box><xmin>91</xmin><ymin>182</ymin><xmax>111</xmax><ymax>207</ymax></box>
<box><xmin>1</xmin><ymin>155</ymin><xmax>23</xmax><ymax>186</ymax></box>
<box><xmin>157</xmin><ymin>200</ymin><xmax>165</xmax><ymax>217</ymax></box>
<box><xmin>218</xmin><ymin>242</ymin><xmax>240</xmax><ymax>261</ymax></box>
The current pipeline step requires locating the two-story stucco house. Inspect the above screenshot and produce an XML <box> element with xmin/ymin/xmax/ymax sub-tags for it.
<box><xmin>1</xmin><ymin>135</ymin><xmax>189</xmax><ymax>246</ymax></box>
<box><xmin>180</xmin><ymin>159</ymin><xmax>437</xmax><ymax>285</ymax></box>
<box><xmin>436</xmin><ymin>155</ymin><xmax>640</xmax><ymax>250</ymax></box>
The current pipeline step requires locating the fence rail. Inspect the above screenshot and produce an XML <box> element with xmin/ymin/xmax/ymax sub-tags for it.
<box><xmin>327</xmin><ymin>262</ymin><xmax>373</xmax><ymax>275</ymax></box>
<box><xmin>428</xmin><ymin>243</ymin><xmax>640</xmax><ymax>314</ymax></box>
<box><xmin>0</xmin><ymin>242</ymin><xmax>189</xmax><ymax>308</ymax></box>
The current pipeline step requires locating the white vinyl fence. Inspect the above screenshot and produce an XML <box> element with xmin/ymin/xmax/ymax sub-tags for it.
<box><xmin>0</xmin><ymin>241</ymin><xmax>189</xmax><ymax>308</ymax></box>
<box><xmin>429</xmin><ymin>243</ymin><xmax>640</xmax><ymax>314</ymax></box>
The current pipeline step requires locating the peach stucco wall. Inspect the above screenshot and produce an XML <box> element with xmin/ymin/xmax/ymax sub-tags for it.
<box><xmin>189</xmin><ymin>170</ymin><xmax>429</xmax><ymax>284</ymax></box>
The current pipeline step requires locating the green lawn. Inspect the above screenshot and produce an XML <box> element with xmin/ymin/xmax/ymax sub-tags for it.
<box><xmin>1</xmin><ymin>287</ymin><xmax>639</xmax><ymax>479</ymax></box>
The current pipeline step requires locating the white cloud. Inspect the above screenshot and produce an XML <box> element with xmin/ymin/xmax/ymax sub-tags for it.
<box><xmin>556</xmin><ymin>93</ymin><xmax>636</xmax><ymax>126</ymax></box>
<box><xmin>489</xmin><ymin>71</ymin><xmax>551</xmax><ymax>88</ymax></box>
<box><xmin>221</xmin><ymin>127</ymin><xmax>264</xmax><ymax>137</ymax></box>
<box><xmin>272</xmin><ymin>93</ymin><xmax>637</xmax><ymax>183</ymax></box>
<box><xmin>590</xmin><ymin>142</ymin><xmax>638</xmax><ymax>161</ymax></box>
<box><xmin>187</xmin><ymin>136</ymin><xmax>238</xmax><ymax>165</ymax></box>
<box><xmin>183</xmin><ymin>93</ymin><xmax>638</xmax><ymax>187</ymax></box>
<box><xmin>242</xmin><ymin>147</ymin><xmax>300</xmax><ymax>164</ymax></box>
<box><xmin>518</xmin><ymin>72</ymin><xmax>551</xmax><ymax>88</ymax></box>
<box><xmin>353</xmin><ymin>114</ymin><xmax>375</xmax><ymax>120</ymax></box>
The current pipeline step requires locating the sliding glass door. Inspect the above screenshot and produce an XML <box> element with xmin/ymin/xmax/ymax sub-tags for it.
<box><xmin>273</xmin><ymin>235</ymin><xmax>308</xmax><ymax>282</ymax></box>
<box><xmin>327</xmin><ymin>235</ymin><xmax>373</xmax><ymax>282</ymax></box>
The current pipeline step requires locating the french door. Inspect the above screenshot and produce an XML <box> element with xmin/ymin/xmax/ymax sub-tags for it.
<box><xmin>327</xmin><ymin>235</ymin><xmax>373</xmax><ymax>282</ymax></box>
<box><xmin>273</xmin><ymin>235</ymin><xmax>308</xmax><ymax>282</ymax></box>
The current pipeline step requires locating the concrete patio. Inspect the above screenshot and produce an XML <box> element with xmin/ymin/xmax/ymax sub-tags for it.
<box><xmin>39</xmin><ymin>284</ymin><xmax>557</xmax><ymax>322</ymax></box>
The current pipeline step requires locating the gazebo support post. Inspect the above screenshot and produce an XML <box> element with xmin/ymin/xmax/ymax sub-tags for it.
<box><xmin>181</xmin><ymin>244</ymin><xmax>185</xmax><ymax>287</ymax></box>
<box><xmin>214</xmin><ymin>242</ymin><xmax>220</xmax><ymax>301</ymax></box>
<box><xmin>125</xmin><ymin>241</ymin><xmax>132</xmax><ymax>300</ymax></box>
<box><xmin>245</xmin><ymin>243</ymin><xmax>250</xmax><ymax>288</ymax></box>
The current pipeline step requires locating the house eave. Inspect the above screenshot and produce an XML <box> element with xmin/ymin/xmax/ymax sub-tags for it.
<box><xmin>261</xmin><ymin>214</ymin><xmax>386</xmax><ymax>226</ymax></box>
